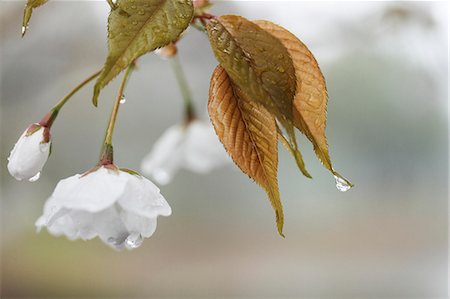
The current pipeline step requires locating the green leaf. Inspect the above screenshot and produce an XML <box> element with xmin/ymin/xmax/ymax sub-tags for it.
<box><xmin>93</xmin><ymin>0</ymin><xmax>194</xmax><ymax>106</ymax></box>
<box><xmin>206</xmin><ymin>15</ymin><xmax>308</xmax><ymax>178</ymax></box>
<box><xmin>209</xmin><ymin>65</ymin><xmax>284</xmax><ymax>236</ymax></box>
<box><xmin>22</xmin><ymin>0</ymin><xmax>48</xmax><ymax>37</ymax></box>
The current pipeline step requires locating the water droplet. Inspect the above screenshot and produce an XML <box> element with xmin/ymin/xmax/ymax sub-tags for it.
<box><xmin>334</xmin><ymin>175</ymin><xmax>352</xmax><ymax>192</ymax></box>
<box><xmin>108</xmin><ymin>237</ymin><xmax>118</xmax><ymax>244</ymax></box>
<box><xmin>125</xmin><ymin>232</ymin><xmax>143</xmax><ymax>249</ymax></box>
<box><xmin>137</xmin><ymin>9</ymin><xmax>145</xmax><ymax>15</ymax></box>
<box><xmin>29</xmin><ymin>172</ymin><xmax>41</xmax><ymax>182</ymax></box>
<box><xmin>276</xmin><ymin>66</ymin><xmax>285</xmax><ymax>73</ymax></box>
<box><xmin>21</xmin><ymin>26</ymin><xmax>28</xmax><ymax>35</ymax></box>
<box><xmin>211</xmin><ymin>24</ymin><xmax>219</xmax><ymax>32</ymax></box>
<box><xmin>120</xmin><ymin>95</ymin><xmax>126</xmax><ymax>104</ymax></box>
<box><xmin>132</xmin><ymin>20</ymin><xmax>138</xmax><ymax>25</ymax></box>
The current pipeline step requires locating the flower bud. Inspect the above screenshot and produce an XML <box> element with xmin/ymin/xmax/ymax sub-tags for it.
<box><xmin>7</xmin><ymin>124</ymin><xmax>51</xmax><ymax>182</ymax></box>
<box><xmin>155</xmin><ymin>43</ymin><xmax>178</xmax><ymax>59</ymax></box>
<box><xmin>141</xmin><ymin>120</ymin><xmax>230</xmax><ymax>185</ymax></box>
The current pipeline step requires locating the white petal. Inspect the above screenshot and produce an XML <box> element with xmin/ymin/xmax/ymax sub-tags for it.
<box><xmin>117</xmin><ymin>173</ymin><xmax>172</xmax><ymax>218</ymax></box>
<box><xmin>92</xmin><ymin>206</ymin><xmax>129</xmax><ymax>250</ymax></box>
<box><xmin>36</xmin><ymin>200</ymin><xmax>79</xmax><ymax>240</ymax></box>
<box><xmin>50</xmin><ymin>167</ymin><xmax>128</xmax><ymax>213</ymax></box>
<box><xmin>183</xmin><ymin>120</ymin><xmax>230</xmax><ymax>173</ymax></box>
<box><xmin>35</xmin><ymin>195</ymin><xmax>63</xmax><ymax>229</ymax></box>
<box><xmin>140</xmin><ymin>125</ymin><xmax>185</xmax><ymax>185</ymax></box>
<box><xmin>7</xmin><ymin>126</ymin><xmax>50</xmax><ymax>181</ymax></box>
<box><xmin>36</xmin><ymin>196</ymin><xmax>96</xmax><ymax>240</ymax></box>
<box><xmin>44</xmin><ymin>215</ymin><xmax>79</xmax><ymax>240</ymax></box>
<box><xmin>120</xmin><ymin>210</ymin><xmax>157</xmax><ymax>238</ymax></box>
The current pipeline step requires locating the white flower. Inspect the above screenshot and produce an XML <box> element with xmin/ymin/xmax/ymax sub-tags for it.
<box><xmin>35</xmin><ymin>166</ymin><xmax>171</xmax><ymax>250</ymax></box>
<box><xmin>8</xmin><ymin>124</ymin><xmax>51</xmax><ymax>182</ymax></box>
<box><xmin>141</xmin><ymin>120</ymin><xmax>230</xmax><ymax>185</ymax></box>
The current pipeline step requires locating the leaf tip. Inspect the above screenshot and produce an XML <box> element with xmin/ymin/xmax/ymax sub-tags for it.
<box><xmin>276</xmin><ymin>209</ymin><xmax>285</xmax><ymax>238</ymax></box>
<box><xmin>92</xmin><ymin>85</ymin><xmax>100</xmax><ymax>107</ymax></box>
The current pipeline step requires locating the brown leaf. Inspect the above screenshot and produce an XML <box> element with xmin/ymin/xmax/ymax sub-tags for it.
<box><xmin>277</xmin><ymin>125</ymin><xmax>311</xmax><ymax>178</ymax></box>
<box><xmin>207</xmin><ymin>15</ymin><xmax>296</xmax><ymax>125</ymax></box>
<box><xmin>206</xmin><ymin>15</ymin><xmax>311</xmax><ymax>179</ymax></box>
<box><xmin>255</xmin><ymin>20</ymin><xmax>352</xmax><ymax>188</ymax></box>
<box><xmin>208</xmin><ymin>65</ymin><xmax>284</xmax><ymax>236</ymax></box>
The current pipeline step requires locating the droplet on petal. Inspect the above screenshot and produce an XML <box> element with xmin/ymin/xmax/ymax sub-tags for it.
<box><xmin>107</xmin><ymin>234</ymin><xmax>128</xmax><ymax>247</ymax></box>
<box><xmin>125</xmin><ymin>232</ymin><xmax>143</xmax><ymax>249</ymax></box>
<box><xmin>108</xmin><ymin>237</ymin><xmax>118</xmax><ymax>244</ymax></box>
<box><xmin>334</xmin><ymin>175</ymin><xmax>352</xmax><ymax>192</ymax></box>
<box><xmin>29</xmin><ymin>172</ymin><xmax>41</xmax><ymax>182</ymax></box>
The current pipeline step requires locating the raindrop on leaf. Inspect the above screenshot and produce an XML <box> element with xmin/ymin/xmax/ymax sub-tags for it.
<box><xmin>334</xmin><ymin>175</ymin><xmax>352</xmax><ymax>192</ymax></box>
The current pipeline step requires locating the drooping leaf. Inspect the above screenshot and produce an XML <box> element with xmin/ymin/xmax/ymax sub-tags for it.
<box><xmin>22</xmin><ymin>0</ymin><xmax>48</xmax><ymax>37</ymax></box>
<box><xmin>93</xmin><ymin>0</ymin><xmax>194</xmax><ymax>106</ymax></box>
<box><xmin>277</xmin><ymin>125</ymin><xmax>311</xmax><ymax>178</ymax></box>
<box><xmin>206</xmin><ymin>15</ymin><xmax>310</xmax><ymax>178</ymax></box>
<box><xmin>255</xmin><ymin>20</ymin><xmax>352</xmax><ymax>188</ymax></box>
<box><xmin>208</xmin><ymin>65</ymin><xmax>284</xmax><ymax>236</ymax></box>
<box><xmin>206</xmin><ymin>15</ymin><xmax>296</xmax><ymax>125</ymax></box>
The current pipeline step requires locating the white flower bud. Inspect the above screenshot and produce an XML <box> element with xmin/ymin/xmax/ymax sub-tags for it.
<box><xmin>36</xmin><ymin>167</ymin><xmax>171</xmax><ymax>250</ymax></box>
<box><xmin>141</xmin><ymin>120</ymin><xmax>230</xmax><ymax>185</ymax></box>
<box><xmin>7</xmin><ymin>125</ymin><xmax>51</xmax><ymax>182</ymax></box>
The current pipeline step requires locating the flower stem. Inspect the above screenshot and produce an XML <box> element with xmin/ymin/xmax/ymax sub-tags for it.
<box><xmin>39</xmin><ymin>70</ymin><xmax>101</xmax><ymax>128</ymax></box>
<box><xmin>53</xmin><ymin>70</ymin><xmax>102</xmax><ymax>112</ymax></box>
<box><xmin>169</xmin><ymin>55</ymin><xmax>196</xmax><ymax>123</ymax></box>
<box><xmin>99</xmin><ymin>62</ymin><xmax>135</xmax><ymax>164</ymax></box>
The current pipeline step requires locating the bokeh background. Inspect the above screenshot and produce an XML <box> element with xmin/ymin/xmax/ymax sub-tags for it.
<box><xmin>1</xmin><ymin>1</ymin><xmax>448</xmax><ymax>298</ymax></box>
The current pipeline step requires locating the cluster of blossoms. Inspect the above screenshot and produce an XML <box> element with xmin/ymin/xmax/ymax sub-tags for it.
<box><xmin>8</xmin><ymin>38</ymin><xmax>229</xmax><ymax>250</ymax></box>
<box><xmin>11</xmin><ymin>0</ymin><xmax>353</xmax><ymax>250</ymax></box>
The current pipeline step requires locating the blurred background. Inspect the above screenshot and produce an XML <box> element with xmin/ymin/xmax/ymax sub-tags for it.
<box><xmin>0</xmin><ymin>1</ymin><xmax>448</xmax><ymax>298</ymax></box>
